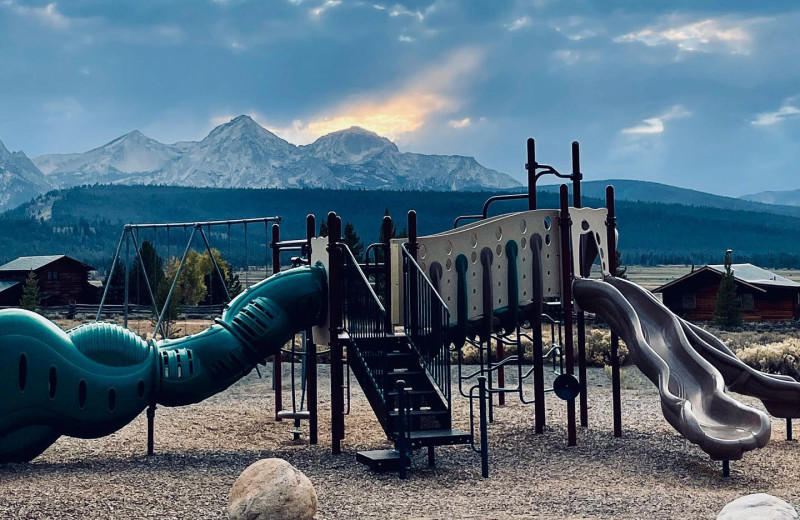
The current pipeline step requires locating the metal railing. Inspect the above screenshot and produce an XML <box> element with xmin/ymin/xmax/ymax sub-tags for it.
<box><xmin>401</xmin><ymin>243</ymin><xmax>451</xmax><ymax>406</ymax></box>
<box><xmin>339</xmin><ymin>244</ymin><xmax>389</xmax><ymax>403</ymax></box>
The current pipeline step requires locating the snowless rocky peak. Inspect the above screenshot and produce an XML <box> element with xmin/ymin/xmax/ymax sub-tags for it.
<box><xmin>305</xmin><ymin>126</ymin><xmax>398</xmax><ymax>164</ymax></box>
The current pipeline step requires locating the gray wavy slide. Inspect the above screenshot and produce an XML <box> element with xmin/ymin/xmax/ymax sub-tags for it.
<box><xmin>573</xmin><ymin>276</ymin><xmax>771</xmax><ymax>461</ymax></box>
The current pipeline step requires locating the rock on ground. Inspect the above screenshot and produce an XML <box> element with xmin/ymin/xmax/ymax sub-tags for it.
<box><xmin>718</xmin><ymin>493</ymin><xmax>798</xmax><ymax>520</ymax></box>
<box><xmin>228</xmin><ymin>458</ymin><xmax>317</xmax><ymax>520</ymax></box>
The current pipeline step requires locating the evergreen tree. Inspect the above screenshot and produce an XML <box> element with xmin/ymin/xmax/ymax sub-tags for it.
<box><xmin>342</xmin><ymin>221</ymin><xmax>364</xmax><ymax>261</ymax></box>
<box><xmin>102</xmin><ymin>261</ymin><xmax>126</xmax><ymax>304</ymax></box>
<box><xmin>318</xmin><ymin>221</ymin><xmax>328</xmax><ymax>238</ymax></box>
<box><xmin>129</xmin><ymin>240</ymin><xmax>164</xmax><ymax>306</ymax></box>
<box><xmin>225</xmin><ymin>268</ymin><xmax>243</xmax><ymax>299</ymax></box>
<box><xmin>20</xmin><ymin>270</ymin><xmax>41</xmax><ymax>312</ymax></box>
<box><xmin>713</xmin><ymin>249</ymin><xmax>742</xmax><ymax>329</ymax></box>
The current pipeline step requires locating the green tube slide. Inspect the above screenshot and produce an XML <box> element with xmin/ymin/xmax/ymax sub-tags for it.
<box><xmin>0</xmin><ymin>264</ymin><xmax>327</xmax><ymax>463</ymax></box>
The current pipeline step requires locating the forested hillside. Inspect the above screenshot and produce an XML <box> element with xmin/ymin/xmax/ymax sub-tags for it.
<box><xmin>3</xmin><ymin>184</ymin><xmax>800</xmax><ymax>274</ymax></box>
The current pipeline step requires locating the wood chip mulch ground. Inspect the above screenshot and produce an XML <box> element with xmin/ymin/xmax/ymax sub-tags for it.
<box><xmin>1</xmin><ymin>364</ymin><xmax>798</xmax><ymax>519</ymax></box>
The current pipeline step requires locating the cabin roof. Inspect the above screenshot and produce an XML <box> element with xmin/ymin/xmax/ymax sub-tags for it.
<box><xmin>653</xmin><ymin>263</ymin><xmax>800</xmax><ymax>294</ymax></box>
<box><xmin>0</xmin><ymin>255</ymin><xmax>94</xmax><ymax>272</ymax></box>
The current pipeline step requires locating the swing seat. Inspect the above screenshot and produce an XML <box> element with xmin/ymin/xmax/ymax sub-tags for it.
<box><xmin>276</xmin><ymin>410</ymin><xmax>311</xmax><ymax>420</ymax></box>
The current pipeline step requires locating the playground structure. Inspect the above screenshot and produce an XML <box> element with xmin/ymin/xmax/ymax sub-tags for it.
<box><xmin>2</xmin><ymin>138</ymin><xmax>800</xmax><ymax>478</ymax></box>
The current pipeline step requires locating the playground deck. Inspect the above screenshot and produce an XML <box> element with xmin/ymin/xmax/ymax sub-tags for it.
<box><xmin>1</xmin><ymin>363</ymin><xmax>797</xmax><ymax>520</ymax></box>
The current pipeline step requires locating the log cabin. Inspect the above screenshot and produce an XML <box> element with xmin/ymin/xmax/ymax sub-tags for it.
<box><xmin>0</xmin><ymin>255</ymin><xmax>98</xmax><ymax>306</ymax></box>
<box><xmin>654</xmin><ymin>263</ymin><xmax>800</xmax><ymax>322</ymax></box>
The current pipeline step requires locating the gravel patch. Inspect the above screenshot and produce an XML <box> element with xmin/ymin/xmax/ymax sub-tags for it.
<box><xmin>1</xmin><ymin>363</ymin><xmax>798</xmax><ymax>519</ymax></box>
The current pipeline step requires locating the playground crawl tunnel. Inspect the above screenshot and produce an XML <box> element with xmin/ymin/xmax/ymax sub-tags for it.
<box><xmin>0</xmin><ymin>264</ymin><xmax>326</xmax><ymax>463</ymax></box>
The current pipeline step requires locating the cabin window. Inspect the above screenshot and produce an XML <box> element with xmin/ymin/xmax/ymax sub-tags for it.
<box><xmin>682</xmin><ymin>293</ymin><xmax>696</xmax><ymax>310</ymax></box>
<box><xmin>739</xmin><ymin>293</ymin><xmax>754</xmax><ymax>311</ymax></box>
<box><xmin>46</xmin><ymin>271</ymin><xmax>58</xmax><ymax>280</ymax></box>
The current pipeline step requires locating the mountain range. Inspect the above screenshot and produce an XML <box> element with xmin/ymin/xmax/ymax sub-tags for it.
<box><xmin>0</xmin><ymin>115</ymin><xmax>520</xmax><ymax>212</ymax></box>
<box><xmin>740</xmin><ymin>189</ymin><xmax>800</xmax><ymax>207</ymax></box>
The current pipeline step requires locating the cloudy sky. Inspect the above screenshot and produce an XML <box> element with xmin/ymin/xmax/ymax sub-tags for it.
<box><xmin>1</xmin><ymin>0</ymin><xmax>798</xmax><ymax>196</ymax></box>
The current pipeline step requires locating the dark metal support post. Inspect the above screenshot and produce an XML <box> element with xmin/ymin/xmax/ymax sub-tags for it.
<box><xmin>559</xmin><ymin>185</ymin><xmax>577</xmax><ymax>447</ymax></box>
<box><xmin>271</xmin><ymin>223</ymin><xmax>283</xmax><ymax>421</ymax></box>
<box><xmin>722</xmin><ymin>460</ymin><xmax>730</xmax><ymax>478</ymax></box>
<box><xmin>532</xmin><ymin>234</ymin><xmax>546</xmax><ymax>434</ymax></box>
<box><xmin>526</xmin><ymin>138</ymin><xmax>537</xmax><ymax>210</ymax></box>
<box><xmin>382</xmin><ymin>216</ymin><xmax>394</xmax><ymax>332</ymax></box>
<box><xmin>788</xmin><ymin>419</ymin><xmax>793</xmax><ymax>441</ymax></box>
<box><xmin>572</xmin><ymin>141</ymin><xmax>588</xmax><ymax>428</ymax></box>
<box><xmin>123</xmin><ymin>229</ymin><xmax>130</xmax><ymax>328</ymax></box>
<box><xmin>146</xmin><ymin>403</ymin><xmax>155</xmax><ymax>455</ymax></box>
<box><xmin>606</xmin><ymin>185</ymin><xmax>622</xmax><ymax>438</ymax></box>
<box><xmin>328</xmin><ymin>213</ymin><xmax>345</xmax><ymax>454</ymax></box>
<box><xmin>306</xmin><ymin>215</ymin><xmax>318</xmax><ymax>445</ymax></box>
<box><xmin>497</xmin><ymin>338</ymin><xmax>505</xmax><ymax>406</ymax></box>
<box><xmin>408</xmin><ymin>211</ymin><xmax>419</xmax><ymax>335</ymax></box>
<box><xmin>396</xmin><ymin>380</ymin><xmax>408</xmax><ymax>479</ymax></box>
<box><xmin>478</xmin><ymin>376</ymin><xmax>489</xmax><ymax>478</ymax></box>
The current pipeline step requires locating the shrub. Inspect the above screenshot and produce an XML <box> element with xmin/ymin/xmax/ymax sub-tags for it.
<box><xmin>737</xmin><ymin>339</ymin><xmax>800</xmax><ymax>380</ymax></box>
<box><xmin>585</xmin><ymin>329</ymin><xmax>630</xmax><ymax>367</ymax></box>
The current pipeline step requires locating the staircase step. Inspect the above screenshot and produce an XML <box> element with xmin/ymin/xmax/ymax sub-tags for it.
<box><xmin>387</xmin><ymin>389</ymin><xmax>438</xmax><ymax>397</ymax></box>
<box><xmin>355</xmin><ymin>449</ymin><xmax>407</xmax><ymax>472</ymax></box>
<box><xmin>388</xmin><ymin>409</ymin><xmax>447</xmax><ymax>418</ymax></box>
<box><xmin>390</xmin><ymin>428</ymin><xmax>472</xmax><ymax>447</ymax></box>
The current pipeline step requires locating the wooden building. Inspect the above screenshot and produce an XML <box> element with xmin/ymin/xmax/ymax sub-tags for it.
<box><xmin>0</xmin><ymin>255</ymin><xmax>98</xmax><ymax>306</ymax></box>
<box><xmin>654</xmin><ymin>263</ymin><xmax>800</xmax><ymax>322</ymax></box>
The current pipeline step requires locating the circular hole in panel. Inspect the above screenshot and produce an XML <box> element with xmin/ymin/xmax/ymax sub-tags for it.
<box><xmin>581</xmin><ymin>220</ymin><xmax>590</xmax><ymax>231</ymax></box>
<box><xmin>546</xmin><ymin>254</ymin><xmax>550</xmax><ymax>259</ymax></box>
<box><xmin>602</xmin><ymin>261</ymin><xmax>607</xmax><ymax>270</ymax></box>
<box><xmin>48</xmin><ymin>366</ymin><xmax>57</xmax><ymax>399</ymax></box>
<box><xmin>445</xmin><ymin>258</ymin><xmax>452</xmax><ymax>271</ymax></box>
<box><xmin>138</xmin><ymin>380</ymin><xmax>145</xmax><ymax>398</ymax></box>
<box><xmin>471</xmin><ymin>251</ymin><xmax>477</xmax><ymax>263</ymax></box>
<box><xmin>545</xmin><ymin>234</ymin><xmax>551</xmax><ymax>246</ymax></box>
<box><xmin>496</xmin><ymin>245</ymin><xmax>502</xmax><ymax>256</ymax></box>
<box><xmin>447</xmin><ymin>296</ymin><xmax>451</xmax><ymax>302</ymax></box>
<box><xmin>520</xmin><ymin>219</ymin><xmax>527</xmax><ymax>233</ymax></box>
<box><xmin>599</xmin><ymin>249</ymin><xmax>604</xmax><ymax>259</ymax></box>
<box><xmin>495</xmin><ymin>227</ymin><xmax>502</xmax><ymax>241</ymax></box>
<box><xmin>523</xmin><ymin>291</ymin><xmax>527</xmax><ymax>296</ymax></box>
<box><xmin>446</xmin><ymin>240</ymin><xmax>453</xmax><ymax>255</ymax></box>
<box><xmin>18</xmin><ymin>354</ymin><xmax>27</xmax><ymax>392</ymax></box>
<box><xmin>108</xmin><ymin>388</ymin><xmax>116</xmax><ymax>412</ymax></box>
<box><xmin>447</xmin><ymin>278</ymin><xmax>451</xmax><ymax>285</ymax></box>
<box><xmin>596</xmin><ymin>232</ymin><xmax>601</xmax><ymax>244</ymax></box>
<box><xmin>470</xmin><ymin>233</ymin><xmax>478</xmax><ymax>248</ymax></box>
<box><xmin>498</xmin><ymin>298</ymin><xmax>502</xmax><ymax>304</ymax></box>
<box><xmin>547</xmin><ymin>270</ymin><xmax>551</xmax><ymax>276</ymax></box>
<box><xmin>544</xmin><ymin>216</ymin><xmax>551</xmax><ymax>230</ymax></box>
<box><xmin>472</xmin><ymin>271</ymin><xmax>476</xmax><ymax>277</ymax></box>
<box><xmin>419</xmin><ymin>244</ymin><xmax>427</xmax><ymax>260</ymax></box>
<box><xmin>521</xmin><ymin>237</ymin><xmax>527</xmax><ymax>250</ymax></box>
<box><xmin>522</xmin><ymin>274</ymin><xmax>527</xmax><ymax>279</ymax></box>
<box><xmin>473</xmin><ymin>306</ymin><xmax>477</xmax><ymax>311</ymax></box>
<box><xmin>473</xmin><ymin>288</ymin><xmax>477</xmax><ymax>294</ymax></box>
<box><xmin>498</xmin><ymin>281</ymin><xmax>502</xmax><ymax>287</ymax></box>
<box><xmin>547</xmin><ymin>287</ymin><xmax>552</xmax><ymax>293</ymax></box>
<box><xmin>78</xmin><ymin>380</ymin><xmax>87</xmax><ymax>409</ymax></box>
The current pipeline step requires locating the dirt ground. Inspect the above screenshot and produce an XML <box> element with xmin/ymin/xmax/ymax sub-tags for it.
<box><xmin>1</xmin><ymin>362</ymin><xmax>798</xmax><ymax>520</ymax></box>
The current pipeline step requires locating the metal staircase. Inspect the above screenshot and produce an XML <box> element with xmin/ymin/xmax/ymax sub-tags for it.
<box><xmin>336</xmin><ymin>242</ymin><xmax>469</xmax><ymax>475</ymax></box>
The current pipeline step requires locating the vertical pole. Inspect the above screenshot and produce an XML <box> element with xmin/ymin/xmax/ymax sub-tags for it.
<box><xmin>559</xmin><ymin>185</ymin><xmax>577</xmax><ymax>447</ymax></box>
<box><xmin>382</xmin><ymin>216</ymin><xmax>394</xmax><ymax>332</ymax></box>
<box><xmin>572</xmin><ymin>142</ymin><xmax>588</xmax><ymax>428</ymax></box>
<box><xmin>788</xmin><ymin>419</ymin><xmax>794</xmax><ymax>442</ymax></box>
<box><xmin>396</xmin><ymin>380</ymin><xmax>408</xmax><ymax>479</ymax></box>
<box><xmin>408</xmin><ymin>211</ymin><xmax>419</xmax><ymax>336</ymax></box>
<box><xmin>526</xmin><ymin>138</ymin><xmax>537</xmax><ymax>210</ymax></box>
<box><xmin>306</xmin><ymin>215</ymin><xmax>318</xmax><ymax>445</ymax></box>
<box><xmin>497</xmin><ymin>338</ymin><xmax>505</xmax><ymax>406</ymax></box>
<box><xmin>532</xmin><ymin>234</ymin><xmax>546</xmax><ymax>434</ymax></box>
<box><xmin>123</xmin><ymin>228</ymin><xmax>130</xmax><ymax>329</ymax></box>
<box><xmin>478</xmin><ymin>376</ymin><xmax>489</xmax><ymax>478</ymax></box>
<box><xmin>722</xmin><ymin>460</ymin><xmax>730</xmax><ymax>478</ymax></box>
<box><xmin>328</xmin><ymin>212</ymin><xmax>345</xmax><ymax>454</ymax></box>
<box><xmin>146</xmin><ymin>403</ymin><xmax>155</xmax><ymax>455</ymax></box>
<box><xmin>606</xmin><ymin>185</ymin><xmax>622</xmax><ymax>438</ymax></box>
<box><xmin>271</xmin><ymin>223</ymin><xmax>283</xmax><ymax>421</ymax></box>
<box><xmin>303</xmin><ymin>216</ymin><xmax>318</xmax><ymax>443</ymax></box>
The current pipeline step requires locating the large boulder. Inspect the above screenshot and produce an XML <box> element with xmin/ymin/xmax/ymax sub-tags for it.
<box><xmin>228</xmin><ymin>458</ymin><xmax>317</xmax><ymax>520</ymax></box>
<box><xmin>718</xmin><ymin>493</ymin><xmax>798</xmax><ymax>520</ymax></box>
